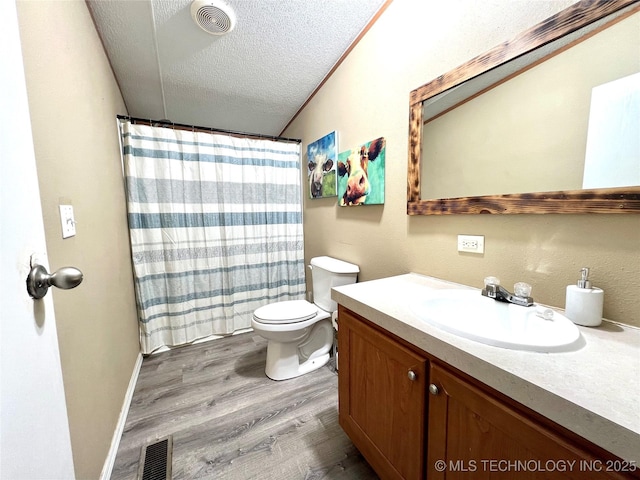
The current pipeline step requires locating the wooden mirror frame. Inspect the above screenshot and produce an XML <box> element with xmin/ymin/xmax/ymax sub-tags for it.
<box><xmin>407</xmin><ymin>0</ymin><xmax>640</xmax><ymax>215</ymax></box>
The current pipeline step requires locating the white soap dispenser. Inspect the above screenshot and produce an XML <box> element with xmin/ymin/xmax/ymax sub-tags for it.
<box><xmin>564</xmin><ymin>267</ymin><xmax>604</xmax><ymax>327</ymax></box>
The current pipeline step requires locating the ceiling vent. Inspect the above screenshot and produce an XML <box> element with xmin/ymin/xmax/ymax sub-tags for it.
<box><xmin>191</xmin><ymin>0</ymin><xmax>236</xmax><ymax>35</ymax></box>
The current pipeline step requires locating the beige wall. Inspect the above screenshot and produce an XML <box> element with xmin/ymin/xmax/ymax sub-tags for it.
<box><xmin>17</xmin><ymin>1</ymin><xmax>140</xmax><ymax>478</ymax></box>
<box><xmin>284</xmin><ymin>0</ymin><xmax>640</xmax><ymax>327</ymax></box>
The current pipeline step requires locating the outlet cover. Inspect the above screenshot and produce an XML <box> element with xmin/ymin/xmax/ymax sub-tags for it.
<box><xmin>458</xmin><ymin>234</ymin><xmax>484</xmax><ymax>254</ymax></box>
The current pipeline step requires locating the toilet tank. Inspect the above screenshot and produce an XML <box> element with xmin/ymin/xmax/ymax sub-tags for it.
<box><xmin>310</xmin><ymin>256</ymin><xmax>359</xmax><ymax>312</ymax></box>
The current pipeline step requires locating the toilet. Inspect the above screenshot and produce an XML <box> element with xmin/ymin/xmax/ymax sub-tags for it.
<box><xmin>251</xmin><ymin>256</ymin><xmax>359</xmax><ymax>380</ymax></box>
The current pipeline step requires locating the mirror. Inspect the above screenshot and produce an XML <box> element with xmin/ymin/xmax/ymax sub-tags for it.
<box><xmin>407</xmin><ymin>0</ymin><xmax>640</xmax><ymax>214</ymax></box>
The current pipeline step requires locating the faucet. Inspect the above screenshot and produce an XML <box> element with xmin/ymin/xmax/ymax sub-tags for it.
<box><xmin>481</xmin><ymin>277</ymin><xmax>534</xmax><ymax>307</ymax></box>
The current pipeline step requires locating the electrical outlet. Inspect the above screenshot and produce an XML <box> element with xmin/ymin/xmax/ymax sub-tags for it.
<box><xmin>458</xmin><ymin>234</ymin><xmax>484</xmax><ymax>254</ymax></box>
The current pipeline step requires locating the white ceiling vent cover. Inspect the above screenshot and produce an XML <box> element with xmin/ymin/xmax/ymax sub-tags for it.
<box><xmin>191</xmin><ymin>0</ymin><xmax>236</xmax><ymax>35</ymax></box>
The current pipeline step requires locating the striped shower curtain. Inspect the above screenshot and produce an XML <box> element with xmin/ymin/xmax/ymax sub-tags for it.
<box><xmin>120</xmin><ymin>121</ymin><xmax>305</xmax><ymax>354</ymax></box>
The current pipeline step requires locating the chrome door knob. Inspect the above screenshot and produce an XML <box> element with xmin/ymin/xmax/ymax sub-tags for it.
<box><xmin>408</xmin><ymin>370</ymin><xmax>417</xmax><ymax>381</ymax></box>
<box><xmin>27</xmin><ymin>264</ymin><xmax>83</xmax><ymax>299</ymax></box>
<box><xmin>429</xmin><ymin>383</ymin><xmax>439</xmax><ymax>395</ymax></box>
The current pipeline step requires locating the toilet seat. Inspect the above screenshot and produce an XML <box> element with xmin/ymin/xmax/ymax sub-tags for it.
<box><xmin>253</xmin><ymin>300</ymin><xmax>318</xmax><ymax>324</ymax></box>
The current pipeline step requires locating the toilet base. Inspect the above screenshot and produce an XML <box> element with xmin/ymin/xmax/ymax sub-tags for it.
<box><xmin>265</xmin><ymin>347</ymin><xmax>330</xmax><ymax>381</ymax></box>
<box><xmin>263</xmin><ymin>319</ymin><xmax>333</xmax><ymax>381</ymax></box>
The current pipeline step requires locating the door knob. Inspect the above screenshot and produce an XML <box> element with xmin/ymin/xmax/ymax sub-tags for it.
<box><xmin>26</xmin><ymin>264</ymin><xmax>83</xmax><ymax>299</ymax></box>
<box><xmin>429</xmin><ymin>383</ymin><xmax>439</xmax><ymax>395</ymax></box>
<box><xmin>408</xmin><ymin>370</ymin><xmax>417</xmax><ymax>381</ymax></box>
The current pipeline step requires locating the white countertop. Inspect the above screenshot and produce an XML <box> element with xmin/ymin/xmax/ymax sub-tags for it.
<box><xmin>332</xmin><ymin>273</ymin><xmax>640</xmax><ymax>463</ymax></box>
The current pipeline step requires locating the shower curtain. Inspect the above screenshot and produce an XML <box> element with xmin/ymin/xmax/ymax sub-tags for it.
<box><xmin>119</xmin><ymin>120</ymin><xmax>305</xmax><ymax>354</ymax></box>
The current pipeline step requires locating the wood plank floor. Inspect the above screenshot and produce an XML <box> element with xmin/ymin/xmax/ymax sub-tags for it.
<box><xmin>110</xmin><ymin>332</ymin><xmax>378</xmax><ymax>480</ymax></box>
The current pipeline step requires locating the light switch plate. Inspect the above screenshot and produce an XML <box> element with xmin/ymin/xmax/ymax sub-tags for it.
<box><xmin>59</xmin><ymin>205</ymin><xmax>76</xmax><ymax>238</ymax></box>
<box><xmin>458</xmin><ymin>234</ymin><xmax>484</xmax><ymax>254</ymax></box>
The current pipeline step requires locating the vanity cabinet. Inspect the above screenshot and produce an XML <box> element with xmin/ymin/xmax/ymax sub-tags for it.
<box><xmin>337</xmin><ymin>306</ymin><xmax>638</xmax><ymax>480</ymax></box>
<box><xmin>338</xmin><ymin>306</ymin><xmax>427</xmax><ymax>480</ymax></box>
<box><xmin>428</xmin><ymin>362</ymin><xmax>636</xmax><ymax>480</ymax></box>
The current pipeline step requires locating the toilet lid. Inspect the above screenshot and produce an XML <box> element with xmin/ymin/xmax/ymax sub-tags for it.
<box><xmin>253</xmin><ymin>300</ymin><xmax>318</xmax><ymax>324</ymax></box>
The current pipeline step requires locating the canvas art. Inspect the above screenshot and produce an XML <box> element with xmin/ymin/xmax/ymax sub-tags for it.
<box><xmin>307</xmin><ymin>131</ymin><xmax>337</xmax><ymax>199</ymax></box>
<box><xmin>337</xmin><ymin>137</ymin><xmax>385</xmax><ymax>206</ymax></box>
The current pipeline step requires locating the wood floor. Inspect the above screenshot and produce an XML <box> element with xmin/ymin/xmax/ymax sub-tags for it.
<box><xmin>110</xmin><ymin>332</ymin><xmax>378</xmax><ymax>480</ymax></box>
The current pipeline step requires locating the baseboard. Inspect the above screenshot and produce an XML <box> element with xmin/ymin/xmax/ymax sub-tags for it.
<box><xmin>149</xmin><ymin>327</ymin><xmax>254</xmax><ymax>355</ymax></box>
<box><xmin>100</xmin><ymin>352</ymin><xmax>143</xmax><ymax>480</ymax></box>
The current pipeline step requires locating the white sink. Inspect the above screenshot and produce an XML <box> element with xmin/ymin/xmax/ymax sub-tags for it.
<box><xmin>411</xmin><ymin>289</ymin><xmax>582</xmax><ymax>352</ymax></box>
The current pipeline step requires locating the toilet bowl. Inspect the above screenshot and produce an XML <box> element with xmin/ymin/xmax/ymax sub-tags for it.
<box><xmin>251</xmin><ymin>256</ymin><xmax>359</xmax><ymax>380</ymax></box>
<box><xmin>252</xmin><ymin>300</ymin><xmax>333</xmax><ymax>380</ymax></box>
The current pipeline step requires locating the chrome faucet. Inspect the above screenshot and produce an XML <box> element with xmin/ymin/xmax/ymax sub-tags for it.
<box><xmin>481</xmin><ymin>277</ymin><xmax>534</xmax><ymax>307</ymax></box>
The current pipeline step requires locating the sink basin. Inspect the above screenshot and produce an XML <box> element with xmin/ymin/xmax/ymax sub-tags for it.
<box><xmin>411</xmin><ymin>289</ymin><xmax>582</xmax><ymax>352</ymax></box>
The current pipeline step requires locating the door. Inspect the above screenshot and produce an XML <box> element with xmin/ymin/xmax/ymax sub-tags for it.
<box><xmin>338</xmin><ymin>307</ymin><xmax>427</xmax><ymax>480</ymax></box>
<box><xmin>0</xmin><ymin>1</ymin><xmax>75</xmax><ymax>478</ymax></box>
<box><xmin>427</xmin><ymin>363</ymin><xmax>629</xmax><ymax>480</ymax></box>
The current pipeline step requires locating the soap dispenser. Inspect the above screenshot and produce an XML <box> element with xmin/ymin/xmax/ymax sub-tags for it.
<box><xmin>565</xmin><ymin>267</ymin><xmax>604</xmax><ymax>327</ymax></box>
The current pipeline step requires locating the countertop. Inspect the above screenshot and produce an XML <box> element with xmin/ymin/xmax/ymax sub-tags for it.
<box><xmin>332</xmin><ymin>273</ymin><xmax>640</xmax><ymax>463</ymax></box>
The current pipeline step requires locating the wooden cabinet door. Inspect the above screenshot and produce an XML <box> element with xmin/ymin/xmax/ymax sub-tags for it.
<box><xmin>338</xmin><ymin>307</ymin><xmax>427</xmax><ymax>480</ymax></box>
<box><xmin>428</xmin><ymin>363</ymin><xmax>635</xmax><ymax>480</ymax></box>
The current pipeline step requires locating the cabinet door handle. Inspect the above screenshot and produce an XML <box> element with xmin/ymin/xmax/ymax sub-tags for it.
<box><xmin>429</xmin><ymin>383</ymin><xmax>439</xmax><ymax>395</ymax></box>
<box><xmin>408</xmin><ymin>370</ymin><xmax>417</xmax><ymax>381</ymax></box>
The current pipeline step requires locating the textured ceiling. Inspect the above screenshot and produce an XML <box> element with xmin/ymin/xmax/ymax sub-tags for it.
<box><xmin>87</xmin><ymin>0</ymin><xmax>387</xmax><ymax>136</ymax></box>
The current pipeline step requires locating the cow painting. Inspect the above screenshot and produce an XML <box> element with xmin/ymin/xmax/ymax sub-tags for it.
<box><xmin>306</xmin><ymin>131</ymin><xmax>338</xmax><ymax>199</ymax></box>
<box><xmin>337</xmin><ymin>137</ymin><xmax>385</xmax><ymax>206</ymax></box>
<box><xmin>308</xmin><ymin>154</ymin><xmax>334</xmax><ymax>198</ymax></box>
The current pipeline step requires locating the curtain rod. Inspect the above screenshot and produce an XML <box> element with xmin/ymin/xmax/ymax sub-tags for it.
<box><xmin>117</xmin><ymin>115</ymin><xmax>301</xmax><ymax>144</ymax></box>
